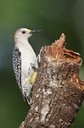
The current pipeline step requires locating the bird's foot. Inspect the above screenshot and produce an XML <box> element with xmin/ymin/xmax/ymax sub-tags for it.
<box><xmin>37</xmin><ymin>46</ymin><xmax>44</xmax><ymax>63</ymax></box>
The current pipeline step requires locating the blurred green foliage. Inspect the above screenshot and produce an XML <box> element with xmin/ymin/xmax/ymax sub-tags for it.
<box><xmin>0</xmin><ymin>0</ymin><xmax>84</xmax><ymax>128</ymax></box>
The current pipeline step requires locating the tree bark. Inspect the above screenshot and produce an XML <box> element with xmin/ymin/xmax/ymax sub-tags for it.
<box><xmin>20</xmin><ymin>33</ymin><xmax>84</xmax><ymax>128</ymax></box>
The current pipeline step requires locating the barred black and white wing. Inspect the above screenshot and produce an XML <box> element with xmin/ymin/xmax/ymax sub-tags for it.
<box><xmin>12</xmin><ymin>47</ymin><xmax>22</xmax><ymax>90</ymax></box>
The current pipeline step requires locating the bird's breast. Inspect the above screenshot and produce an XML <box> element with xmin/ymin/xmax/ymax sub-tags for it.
<box><xmin>21</xmin><ymin>47</ymin><xmax>37</xmax><ymax>78</ymax></box>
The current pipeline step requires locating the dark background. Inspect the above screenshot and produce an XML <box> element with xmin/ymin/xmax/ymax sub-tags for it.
<box><xmin>0</xmin><ymin>0</ymin><xmax>84</xmax><ymax>128</ymax></box>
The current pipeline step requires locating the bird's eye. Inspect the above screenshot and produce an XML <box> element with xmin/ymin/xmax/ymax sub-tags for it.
<box><xmin>22</xmin><ymin>31</ymin><xmax>26</xmax><ymax>34</ymax></box>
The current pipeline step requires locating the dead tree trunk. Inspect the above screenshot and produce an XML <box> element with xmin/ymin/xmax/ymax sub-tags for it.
<box><xmin>20</xmin><ymin>34</ymin><xmax>84</xmax><ymax>128</ymax></box>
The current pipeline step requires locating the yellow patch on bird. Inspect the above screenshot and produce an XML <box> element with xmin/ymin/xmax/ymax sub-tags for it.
<box><xmin>27</xmin><ymin>29</ymin><xmax>32</xmax><ymax>33</ymax></box>
<box><xmin>28</xmin><ymin>72</ymin><xmax>37</xmax><ymax>85</ymax></box>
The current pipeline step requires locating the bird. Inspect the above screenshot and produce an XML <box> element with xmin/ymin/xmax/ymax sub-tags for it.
<box><xmin>12</xmin><ymin>28</ymin><xmax>42</xmax><ymax>105</ymax></box>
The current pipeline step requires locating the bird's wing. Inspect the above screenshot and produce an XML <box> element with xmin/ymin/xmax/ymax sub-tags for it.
<box><xmin>12</xmin><ymin>47</ymin><xmax>22</xmax><ymax>90</ymax></box>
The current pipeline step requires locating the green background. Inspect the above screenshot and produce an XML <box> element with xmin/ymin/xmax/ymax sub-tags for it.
<box><xmin>0</xmin><ymin>0</ymin><xmax>84</xmax><ymax>128</ymax></box>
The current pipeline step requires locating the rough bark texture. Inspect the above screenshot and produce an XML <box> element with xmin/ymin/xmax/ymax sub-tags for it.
<box><xmin>20</xmin><ymin>34</ymin><xmax>84</xmax><ymax>128</ymax></box>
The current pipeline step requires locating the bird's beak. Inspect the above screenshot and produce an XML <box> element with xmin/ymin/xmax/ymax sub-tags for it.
<box><xmin>30</xmin><ymin>29</ymin><xmax>42</xmax><ymax>34</ymax></box>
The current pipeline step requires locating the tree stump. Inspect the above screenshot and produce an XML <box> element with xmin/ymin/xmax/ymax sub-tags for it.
<box><xmin>20</xmin><ymin>33</ymin><xmax>84</xmax><ymax>128</ymax></box>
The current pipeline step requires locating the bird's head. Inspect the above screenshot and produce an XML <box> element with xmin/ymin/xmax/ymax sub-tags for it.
<box><xmin>14</xmin><ymin>28</ymin><xmax>42</xmax><ymax>42</ymax></box>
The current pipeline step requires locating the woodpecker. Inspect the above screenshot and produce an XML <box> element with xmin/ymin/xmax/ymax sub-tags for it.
<box><xmin>12</xmin><ymin>28</ymin><xmax>42</xmax><ymax>105</ymax></box>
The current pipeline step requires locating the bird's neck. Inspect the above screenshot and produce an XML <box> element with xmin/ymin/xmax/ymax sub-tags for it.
<box><xmin>15</xmin><ymin>38</ymin><xmax>32</xmax><ymax>49</ymax></box>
